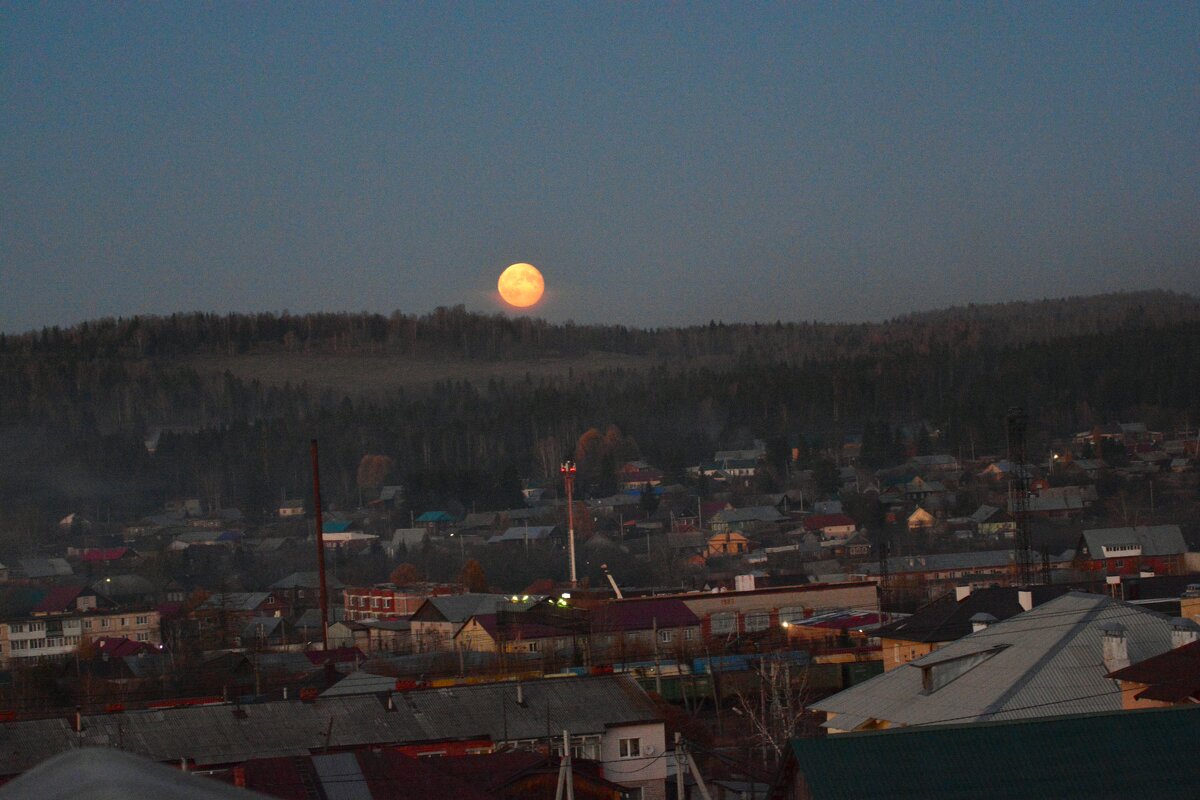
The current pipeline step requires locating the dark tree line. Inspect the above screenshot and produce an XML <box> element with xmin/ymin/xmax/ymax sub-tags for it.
<box><xmin>1</xmin><ymin>295</ymin><xmax>1199</xmax><ymax>540</ymax></box>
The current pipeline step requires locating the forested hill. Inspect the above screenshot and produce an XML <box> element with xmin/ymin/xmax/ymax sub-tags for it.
<box><xmin>1</xmin><ymin>291</ymin><xmax>1199</xmax><ymax>538</ymax></box>
<box><xmin>2</xmin><ymin>290</ymin><xmax>1198</xmax><ymax>363</ymax></box>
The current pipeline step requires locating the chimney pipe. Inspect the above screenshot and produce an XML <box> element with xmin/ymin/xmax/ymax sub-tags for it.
<box><xmin>1018</xmin><ymin>590</ymin><xmax>1033</xmax><ymax>612</ymax></box>
<box><xmin>1171</xmin><ymin>618</ymin><xmax>1200</xmax><ymax>649</ymax></box>
<box><xmin>73</xmin><ymin>707</ymin><xmax>82</xmax><ymax>733</ymax></box>
<box><xmin>1102</xmin><ymin>624</ymin><xmax>1129</xmax><ymax>672</ymax></box>
<box><xmin>516</xmin><ymin>683</ymin><xmax>525</xmax><ymax>707</ymax></box>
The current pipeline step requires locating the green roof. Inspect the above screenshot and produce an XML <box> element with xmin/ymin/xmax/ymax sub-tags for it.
<box><xmin>785</xmin><ymin>706</ymin><xmax>1200</xmax><ymax>799</ymax></box>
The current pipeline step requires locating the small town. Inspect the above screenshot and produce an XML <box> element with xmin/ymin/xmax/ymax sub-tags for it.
<box><xmin>0</xmin><ymin>412</ymin><xmax>1198</xmax><ymax>798</ymax></box>
<box><xmin>5</xmin><ymin>3</ymin><xmax>1198</xmax><ymax>798</ymax></box>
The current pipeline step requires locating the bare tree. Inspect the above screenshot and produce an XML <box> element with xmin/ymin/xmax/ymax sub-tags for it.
<box><xmin>733</xmin><ymin>654</ymin><xmax>812</xmax><ymax>762</ymax></box>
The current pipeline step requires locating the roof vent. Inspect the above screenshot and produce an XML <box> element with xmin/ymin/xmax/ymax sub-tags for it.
<box><xmin>970</xmin><ymin>612</ymin><xmax>998</xmax><ymax>633</ymax></box>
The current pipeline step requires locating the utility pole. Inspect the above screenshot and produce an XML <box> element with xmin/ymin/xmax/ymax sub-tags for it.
<box><xmin>555</xmin><ymin>729</ymin><xmax>575</xmax><ymax>800</ymax></box>
<box><xmin>561</xmin><ymin>461</ymin><xmax>577</xmax><ymax>587</ymax></box>
<box><xmin>311</xmin><ymin>439</ymin><xmax>330</xmax><ymax>651</ymax></box>
<box><xmin>1005</xmin><ymin>408</ymin><xmax>1034</xmax><ymax>585</ymax></box>
<box><xmin>676</xmin><ymin>732</ymin><xmax>686</xmax><ymax>800</ymax></box>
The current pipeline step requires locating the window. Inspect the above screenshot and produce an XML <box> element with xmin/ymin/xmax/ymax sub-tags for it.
<box><xmin>29</xmin><ymin>622</ymin><xmax>44</xmax><ymax>632</ymax></box>
<box><xmin>684</xmin><ymin>628</ymin><xmax>697</xmax><ymax>641</ymax></box>
<box><xmin>100</xmin><ymin>619</ymin><xmax>109</xmax><ymax>628</ymax></box>
<box><xmin>658</xmin><ymin>629</ymin><xmax>673</xmax><ymax>643</ymax></box>
<box><xmin>120</xmin><ymin>618</ymin><xmax>127</xmax><ymax>627</ymax></box>
<box><xmin>10</xmin><ymin>624</ymin><xmax>23</xmax><ymax>634</ymax></box>
<box><xmin>136</xmin><ymin>616</ymin><xmax>149</xmax><ymax>625</ymax></box>
<box><xmin>527</xmin><ymin>641</ymin><xmax>540</xmax><ymax>652</ymax></box>
<box><xmin>83</xmin><ymin>620</ymin><xmax>93</xmax><ymax>630</ymax></box>
<box><xmin>618</xmin><ymin>737</ymin><xmax>641</xmax><ymax>758</ymax></box>
<box><xmin>744</xmin><ymin>612</ymin><xmax>770</xmax><ymax>632</ymax></box>
<box><xmin>136</xmin><ymin>633</ymin><xmax>149</xmax><ymax>641</ymax></box>
<box><xmin>710</xmin><ymin>612</ymin><xmax>736</xmax><ymax>635</ymax></box>
<box><xmin>779</xmin><ymin>606</ymin><xmax>806</xmax><ymax>625</ymax></box>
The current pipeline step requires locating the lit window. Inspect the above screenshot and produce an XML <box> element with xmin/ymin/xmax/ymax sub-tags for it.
<box><xmin>618</xmin><ymin>737</ymin><xmax>641</xmax><ymax>758</ymax></box>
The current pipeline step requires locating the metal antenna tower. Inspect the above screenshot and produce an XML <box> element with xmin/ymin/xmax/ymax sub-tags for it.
<box><xmin>1006</xmin><ymin>407</ymin><xmax>1034</xmax><ymax>585</ymax></box>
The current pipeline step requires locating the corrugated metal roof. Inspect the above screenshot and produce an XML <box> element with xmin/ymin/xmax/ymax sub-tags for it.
<box><xmin>1081</xmin><ymin>525</ymin><xmax>1187</xmax><ymax>557</ymax></box>
<box><xmin>0</xmin><ymin>676</ymin><xmax>659</xmax><ymax>775</ymax></box>
<box><xmin>813</xmin><ymin>592</ymin><xmax>1179</xmax><ymax>727</ymax></box>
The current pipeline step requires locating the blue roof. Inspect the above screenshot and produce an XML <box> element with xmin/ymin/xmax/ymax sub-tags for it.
<box><xmin>323</xmin><ymin>519</ymin><xmax>353</xmax><ymax>533</ymax></box>
<box><xmin>415</xmin><ymin>511</ymin><xmax>455</xmax><ymax>523</ymax></box>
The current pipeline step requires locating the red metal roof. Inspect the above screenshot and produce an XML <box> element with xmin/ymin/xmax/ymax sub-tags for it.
<box><xmin>31</xmin><ymin>585</ymin><xmax>86</xmax><ymax>613</ymax></box>
<box><xmin>802</xmin><ymin>514</ymin><xmax>857</xmax><ymax>531</ymax></box>
<box><xmin>94</xmin><ymin>637</ymin><xmax>157</xmax><ymax>657</ymax></box>
<box><xmin>591</xmin><ymin>598</ymin><xmax>699</xmax><ymax>632</ymax></box>
<box><xmin>80</xmin><ymin>547</ymin><xmax>131</xmax><ymax>562</ymax></box>
<box><xmin>1108</xmin><ymin>639</ymin><xmax>1200</xmax><ymax>702</ymax></box>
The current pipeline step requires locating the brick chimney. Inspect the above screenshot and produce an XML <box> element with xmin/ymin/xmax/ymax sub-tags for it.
<box><xmin>1101</xmin><ymin>623</ymin><xmax>1129</xmax><ymax>672</ymax></box>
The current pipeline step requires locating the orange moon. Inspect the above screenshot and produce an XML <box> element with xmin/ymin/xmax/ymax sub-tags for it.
<box><xmin>497</xmin><ymin>262</ymin><xmax>545</xmax><ymax>308</ymax></box>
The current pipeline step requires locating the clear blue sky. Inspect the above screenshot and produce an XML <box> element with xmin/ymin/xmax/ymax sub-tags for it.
<box><xmin>3</xmin><ymin>2</ymin><xmax>1197</xmax><ymax>331</ymax></box>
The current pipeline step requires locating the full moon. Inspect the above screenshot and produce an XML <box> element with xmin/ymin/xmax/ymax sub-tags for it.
<box><xmin>497</xmin><ymin>262</ymin><xmax>545</xmax><ymax>308</ymax></box>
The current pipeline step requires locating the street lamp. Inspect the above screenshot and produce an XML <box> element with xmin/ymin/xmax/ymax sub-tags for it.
<box><xmin>560</xmin><ymin>460</ymin><xmax>578</xmax><ymax>587</ymax></box>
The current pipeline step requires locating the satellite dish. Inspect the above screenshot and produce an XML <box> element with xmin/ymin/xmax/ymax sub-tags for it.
<box><xmin>644</xmin><ymin>745</ymin><xmax>656</xmax><ymax>755</ymax></box>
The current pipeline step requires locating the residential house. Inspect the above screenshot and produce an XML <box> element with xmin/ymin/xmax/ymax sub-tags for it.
<box><xmin>271</xmin><ymin>571</ymin><xmax>345</xmax><ymax>610</ymax></box>
<box><xmin>908</xmin><ymin>454</ymin><xmax>960</xmax><ymax>474</ymax></box>
<box><xmin>969</xmin><ymin>505</ymin><xmax>1015</xmax><ymax>538</ymax></box>
<box><xmin>708</xmin><ymin>506</ymin><xmax>787</xmax><ymax>535</ymax></box>
<box><xmin>801</xmin><ymin>514</ymin><xmax>857</xmax><ymax>540</ymax></box>
<box><xmin>1075</xmin><ymin>525</ymin><xmax>1189</xmax><ymax>577</ymax></box>
<box><xmin>486</xmin><ymin>525</ymin><xmax>564</xmax><ymax>548</ymax></box>
<box><xmin>812</xmin><ymin>592</ymin><xmax>1184</xmax><ymax>733</ymax></box>
<box><xmin>589</xmin><ymin>598</ymin><xmax>702</xmax><ymax>664</ymax></box>
<box><xmin>1108</xmin><ymin>627</ymin><xmax>1200</xmax><ymax>709</ymax></box>
<box><xmin>416</xmin><ymin>510</ymin><xmax>456</xmax><ymax>534</ymax></box>
<box><xmin>0</xmin><ymin>674</ymin><xmax>668</xmax><ymax>800</ymax></box>
<box><xmin>906</xmin><ymin>507</ymin><xmax>935</xmax><ymax>531</ymax></box>
<box><xmin>454</xmin><ymin>614</ymin><xmax>577</xmax><ymax>659</ymax></box>
<box><xmin>0</xmin><ymin>608</ymin><xmax>160</xmax><ymax>667</ymax></box>
<box><xmin>706</xmin><ymin>531</ymin><xmax>752</xmax><ymax>559</ymax></box>
<box><xmin>344</xmin><ymin>582</ymin><xmax>454</xmax><ymax>621</ymax></box>
<box><xmin>875</xmin><ymin>585</ymin><xmax>1070</xmax><ymax>670</ymax></box>
<box><xmin>278</xmin><ymin>499</ymin><xmax>305</xmax><ymax>518</ymax></box>
<box><xmin>651</xmin><ymin>582</ymin><xmax>878</xmax><ymax>640</ymax></box>
<box><xmin>409</xmin><ymin>594</ymin><xmax>539</xmax><ymax>652</ymax></box>
<box><xmin>15</xmin><ymin>558</ymin><xmax>73</xmax><ymax>580</ymax></box>
<box><xmin>386</xmin><ymin>527</ymin><xmax>429</xmax><ymax>558</ymax></box>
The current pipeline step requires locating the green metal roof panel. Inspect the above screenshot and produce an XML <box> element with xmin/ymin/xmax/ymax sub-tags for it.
<box><xmin>787</xmin><ymin>705</ymin><xmax>1200</xmax><ymax>799</ymax></box>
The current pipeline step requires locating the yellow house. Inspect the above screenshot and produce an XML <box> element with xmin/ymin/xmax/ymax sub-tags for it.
<box><xmin>907</xmin><ymin>507</ymin><xmax>935</xmax><ymax>531</ymax></box>
<box><xmin>706</xmin><ymin>531</ymin><xmax>751</xmax><ymax>559</ymax></box>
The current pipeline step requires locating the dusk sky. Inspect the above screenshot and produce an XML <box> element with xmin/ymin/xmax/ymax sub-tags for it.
<box><xmin>3</xmin><ymin>3</ymin><xmax>1198</xmax><ymax>332</ymax></box>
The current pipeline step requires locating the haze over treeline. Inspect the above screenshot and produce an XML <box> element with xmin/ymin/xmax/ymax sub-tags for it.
<box><xmin>1</xmin><ymin>291</ymin><xmax>1198</xmax><ymax>549</ymax></box>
